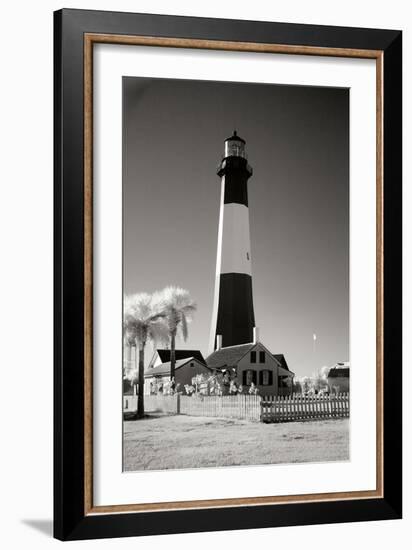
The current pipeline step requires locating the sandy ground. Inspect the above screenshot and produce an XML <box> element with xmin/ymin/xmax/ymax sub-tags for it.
<box><xmin>123</xmin><ymin>414</ymin><xmax>349</xmax><ymax>471</ymax></box>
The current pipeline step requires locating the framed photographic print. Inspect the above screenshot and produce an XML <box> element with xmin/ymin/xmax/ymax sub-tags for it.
<box><xmin>54</xmin><ymin>9</ymin><xmax>402</xmax><ymax>541</ymax></box>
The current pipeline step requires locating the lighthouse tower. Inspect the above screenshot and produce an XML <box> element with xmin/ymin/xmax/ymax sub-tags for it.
<box><xmin>209</xmin><ymin>131</ymin><xmax>255</xmax><ymax>352</ymax></box>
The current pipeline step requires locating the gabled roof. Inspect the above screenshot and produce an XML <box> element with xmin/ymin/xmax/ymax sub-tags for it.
<box><xmin>206</xmin><ymin>343</ymin><xmax>254</xmax><ymax>370</ymax></box>
<box><xmin>145</xmin><ymin>357</ymin><xmax>209</xmax><ymax>378</ymax></box>
<box><xmin>206</xmin><ymin>342</ymin><xmax>291</xmax><ymax>372</ymax></box>
<box><xmin>152</xmin><ymin>349</ymin><xmax>205</xmax><ymax>365</ymax></box>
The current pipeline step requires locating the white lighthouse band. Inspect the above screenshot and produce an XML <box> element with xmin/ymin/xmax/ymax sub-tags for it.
<box><xmin>220</xmin><ymin>202</ymin><xmax>252</xmax><ymax>276</ymax></box>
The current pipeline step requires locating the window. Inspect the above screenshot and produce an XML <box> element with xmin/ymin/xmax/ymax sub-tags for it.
<box><xmin>259</xmin><ymin>351</ymin><xmax>265</xmax><ymax>363</ymax></box>
<box><xmin>250</xmin><ymin>351</ymin><xmax>256</xmax><ymax>363</ymax></box>
<box><xmin>243</xmin><ymin>369</ymin><xmax>256</xmax><ymax>386</ymax></box>
<box><xmin>260</xmin><ymin>370</ymin><xmax>273</xmax><ymax>386</ymax></box>
<box><xmin>278</xmin><ymin>376</ymin><xmax>288</xmax><ymax>388</ymax></box>
<box><xmin>190</xmin><ymin>362</ymin><xmax>195</xmax><ymax>367</ymax></box>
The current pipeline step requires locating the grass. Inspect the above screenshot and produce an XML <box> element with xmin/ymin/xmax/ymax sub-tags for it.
<box><xmin>123</xmin><ymin>414</ymin><xmax>349</xmax><ymax>471</ymax></box>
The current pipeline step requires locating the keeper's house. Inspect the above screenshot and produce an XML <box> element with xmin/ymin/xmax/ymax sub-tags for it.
<box><xmin>327</xmin><ymin>362</ymin><xmax>350</xmax><ymax>394</ymax></box>
<box><xmin>206</xmin><ymin>337</ymin><xmax>294</xmax><ymax>396</ymax></box>
<box><xmin>144</xmin><ymin>349</ymin><xmax>210</xmax><ymax>395</ymax></box>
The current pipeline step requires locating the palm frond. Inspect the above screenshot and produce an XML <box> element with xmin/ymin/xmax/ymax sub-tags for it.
<box><xmin>155</xmin><ymin>286</ymin><xmax>197</xmax><ymax>342</ymax></box>
<box><xmin>124</xmin><ymin>287</ymin><xmax>197</xmax><ymax>348</ymax></box>
<box><xmin>123</xmin><ymin>291</ymin><xmax>169</xmax><ymax>347</ymax></box>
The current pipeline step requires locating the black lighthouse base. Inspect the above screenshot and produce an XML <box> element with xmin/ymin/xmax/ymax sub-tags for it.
<box><xmin>214</xmin><ymin>272</ymin><xmax>255</xmax><ymax>349</ymax></box>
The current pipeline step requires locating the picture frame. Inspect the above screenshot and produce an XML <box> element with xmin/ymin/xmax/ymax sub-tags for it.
<box><xmin>54</xmin><ymin>8</ymin><xmax>402</xmax><ymax>541</ymax></box>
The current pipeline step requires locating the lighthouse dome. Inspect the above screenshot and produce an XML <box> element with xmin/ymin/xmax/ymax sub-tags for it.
<box><xmin>225</xmin><ymin>130</ymin><xmax>246</xmax><ymax>143</ymax></box>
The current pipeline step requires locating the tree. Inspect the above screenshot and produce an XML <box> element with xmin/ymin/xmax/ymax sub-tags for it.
<box><xmin>156</xmin><ymin>287</ymin><xmax>197</xmax><ymax>381</ymax></box>
<box><xmin>300</xmin><ymin>376</ymin><xmax>312</xmax><ymax>394</ymax></box>
<box><xmin>311</xmin><ymin>366</ymin><xmax>330</xmax><ymax>392</ymax></box>
<box><xmin>123</xmin><ymin>293</ymin><xmax>168</xmax><ymax>419</ymax></box>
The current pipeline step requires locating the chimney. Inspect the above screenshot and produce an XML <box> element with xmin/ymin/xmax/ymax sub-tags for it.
<box><xmin>216</xmin><ymin>335</ymin><xmax>223</xmax><ymax>350</ymax></box>
<box><xmin>253</xmin><ymin>327</ymin><xmax>259</xmax><ymax>344</ymax></box>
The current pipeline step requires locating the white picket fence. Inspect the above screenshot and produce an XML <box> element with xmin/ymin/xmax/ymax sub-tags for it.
<box><xmin>260</xmin><ymin>393</ymin><xmax>350</xmax><ymax>423</ymax></box>
<box><xmin>180</xmin><ymin>394</ymin><xmax>261</xmax><ymax>421</ymax></box>
<box><xmin>143</xmin><ymin>395</ymin><xmax>179</xmax><ymax>414</ymax></box>
<box><xmin>123</xmin><ymin>395</ymin><xmax>179</xmax><ymax>415</ymax></box>
<box><xmin>124</xmin><ymin>393</ymin><xmax>350</xmax><ymax>423</ymax></box>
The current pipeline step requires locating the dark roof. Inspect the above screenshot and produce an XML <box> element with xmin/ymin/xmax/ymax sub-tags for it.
<box><xmin>206</xmin><ymin>343</ymin><xmax>291</xmax><ymax>372</ymax></box>
<box><xmin>272</xmin><ymin>354</ymin><xmax>290</xmax><ymax>371</ymax></box>
<box><xmin>155</xmin><ymin>349</ymin><xmax>205</xmax><ymax>365</ymax></box>
<box><xmin>145</xmin><ymin>357</ymin><xmax>209</xmax><ymax>377</ymax></box>
<box><xmin>225</xmin><ymin>130</ymin><xmax>245</xmax><ymax>144</ymax></box>
<box><xmin>206</xmin><ymin>343</ymin><xmax>254</xmax><ymax>370</ymax></box>
<box><xmin>328</xmin><ymin>364</ymin><xmax>350</xmax><ymax>378</ymax></box>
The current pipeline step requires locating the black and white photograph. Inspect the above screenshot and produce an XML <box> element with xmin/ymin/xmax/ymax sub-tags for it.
<box><xmin>122</xmin><ymin>76</ymin><xmax>350</xmax><ymax>472</ymax></box>
<box><xmin>0</xmin><ymin>0</ymin><xmax>405</xmax><ymax>545</ymax></box>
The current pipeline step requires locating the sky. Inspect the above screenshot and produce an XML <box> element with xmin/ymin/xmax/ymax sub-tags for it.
<box><xmin>123</xmin><ymin>76</ymin><xmax>349</xmax><ymax>377</ymax></box>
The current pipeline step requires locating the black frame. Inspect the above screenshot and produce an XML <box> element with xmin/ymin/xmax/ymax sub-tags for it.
<box><xmin>54</xmin><ymin>8</ymin><xmax>402</xmax><ymax>541</ymax></box>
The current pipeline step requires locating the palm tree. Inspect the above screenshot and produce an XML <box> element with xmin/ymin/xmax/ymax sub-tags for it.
<box><xmin>123</xmin><ymin>293</ymin><xmax>168</xmax><ymax>419</ymax></box>
<box><xmin>156</xmin><ymin>287</ymin><xmax>197</xmax><ymax>381</ymax></box>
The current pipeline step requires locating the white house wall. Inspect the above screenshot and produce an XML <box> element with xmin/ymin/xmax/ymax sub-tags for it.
<box><xmin>144</xmin><ymin>359</ymin><xmax>210</xmax><ymax>395</ymax></box>
<box><xmin>237</xmin><ymin>343</ymin><xmax>279</xmax><ymax>395</ymax></box>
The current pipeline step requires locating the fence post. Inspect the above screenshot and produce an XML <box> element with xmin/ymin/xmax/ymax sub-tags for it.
<box><xmin>176</xmin><ymin>393</ymin><xmax>180</xmax><ymax>415</ymax></box>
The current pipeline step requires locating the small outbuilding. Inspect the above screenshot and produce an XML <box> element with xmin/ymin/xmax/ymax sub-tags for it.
<box><xmin>327</xmin><ymin>362</ymin><xmax>350</xmax><ymax>394</ymax></box>
<box><xmin>144</xmin><ymin>350</ymin><xmax>210</xmax><ymax>395</ymax></box>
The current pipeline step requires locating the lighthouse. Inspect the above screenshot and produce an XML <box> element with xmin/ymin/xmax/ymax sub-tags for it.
<box><xmin>209</xmin><ymin>131</ymin><xmax>255</xmax><ymax>352</ymax></box>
